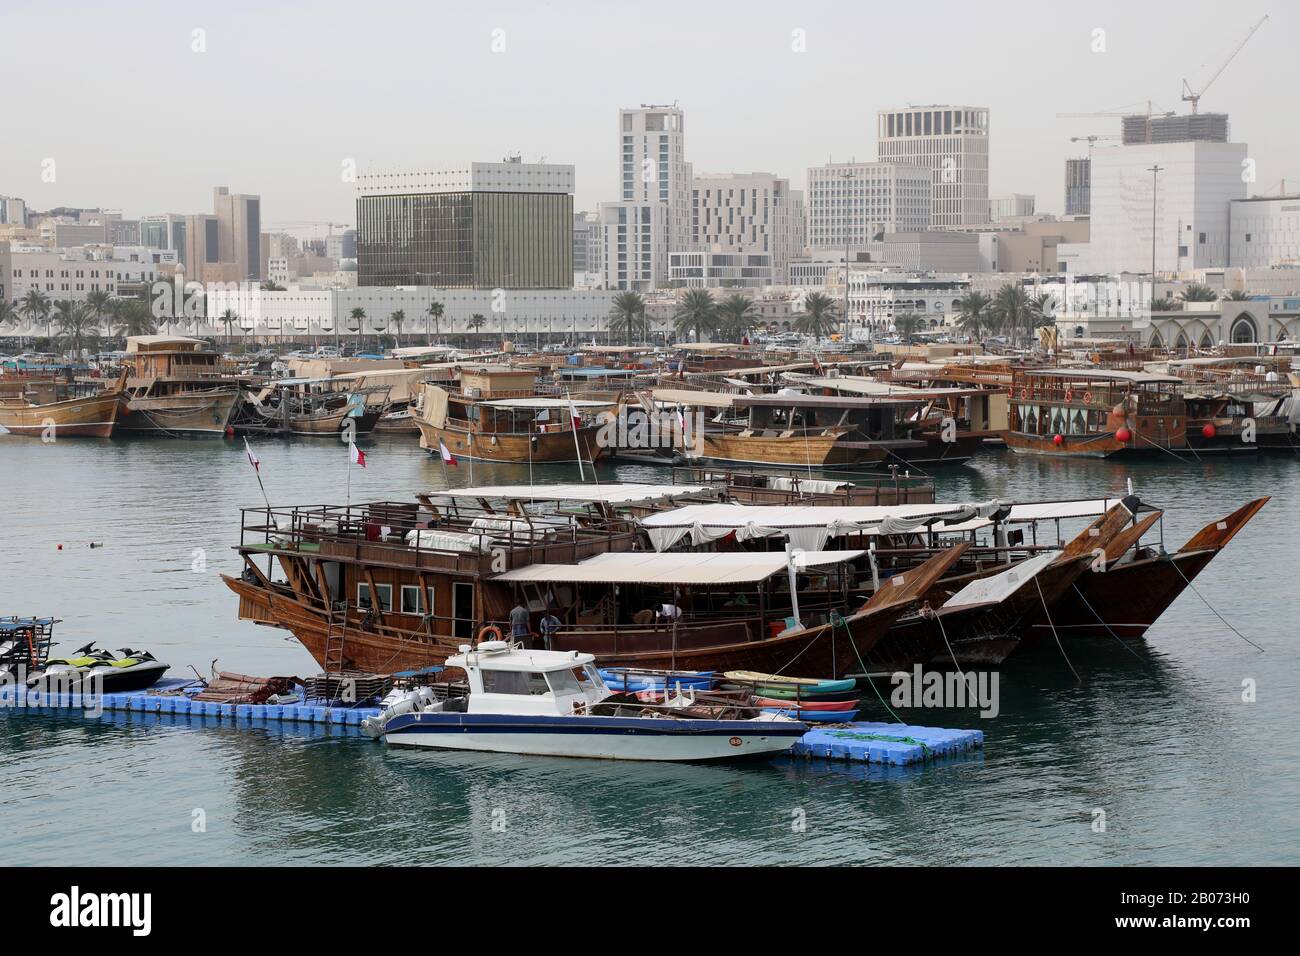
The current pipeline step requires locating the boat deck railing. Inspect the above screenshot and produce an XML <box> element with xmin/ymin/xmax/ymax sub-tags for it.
<box><xmin>237</xmin><ymin>502</ymin><xmax>641</xmax><ymax>573</ymax></box>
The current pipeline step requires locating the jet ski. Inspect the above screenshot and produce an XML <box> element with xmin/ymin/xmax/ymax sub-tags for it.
<box><xmin>27</xmin><ymin>643</ymin><xmax>169</xmax><ymax>693</ymax></box>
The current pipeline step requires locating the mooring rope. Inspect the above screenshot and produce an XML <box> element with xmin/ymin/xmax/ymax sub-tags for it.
<box><xmin>1069</xmin><ymin>582</ymin><xmax>1149</xmax><ymax>663</ymax></box>
<box><xmin>1036</xmin><ymin>575</ymin><xmax>1081</xmax><ymax>683</ymax></box>
<box><xmin>831</xmin><ymin>610</ymin><xmax>903</xmax><ymax>724</ymax></box>
<box><xmin>1168</xmin><ymin>559</ymin><xmax>1265</xmax><ymax>653</ymax></box>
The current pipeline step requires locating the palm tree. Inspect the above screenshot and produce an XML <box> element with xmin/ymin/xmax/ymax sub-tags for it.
<box><xmin>54</xmin><ymin>301</ymin><xmax>99</xmax><ymax>356</ymax></box>
<box><xmin>467</xmin><ymin>313</ymin><xmax>487</xmax><ymax>341</ymax></box>
<box><xmin>1220</xmin><ymin>289</ymin><xmax>1251</xmax><ymax>301</ymax></box>
<box><xmin>349</xmin><ymin>307</ymin><xmax>366</xmax><ymax>355</ymax></box>
<box><xmin>1027</xmin><ymin>293</ymin><xmax>1058</xmax><ymax>332</ymax></box>
<box><xmin>608</xmin><ymin>291</ymin><xmax>648</xmax><ymax>345</ymax></box>
<box><xmin>715</xmin><ymin>293</ymin><xmax>757</xmax><ymax>342</ymax></box>
<box><xmin>426</xmin><ymin>299</ymin><xmax>444</xmax><ymax>346</ymax></box>
<box><xmin>85</xmin><ymin>290</ymin><xmax>112</xmax><ymax>336</ymax></box>
<box><xmin>793</xmin><ymin>292</ymin><xmax>839</xmax><ymax>339</ymax></box>
<box><xmin>0</xmin><ymin>299</ymin><xmax>18</xmax><ymax>345</ymax></box>
<box><xmin>1179</xmin><ymin>283</ymin><xmax>1218</xmax><ymax>303</ymax></box>
<box><xmin>219</xmin><ymin>308</ymin><xmax>239</xmax><ymax>346</ymax></box>
<box><xmin>893</xmin><ymin>311</ymin><xmax>924</xmax><ymax>344</ymax></box>
<box><xmin>990</xmin><ymin>283</ymin><xmax>1032</xmax><ymax>346</ymax></box>
<box><xmin>260</xmin><ymin>279</ymin><xmax>286</xmax><ymax>292</ymax></box>
<box><xmin>672</xmin><ymin>289</ymin><xmax>717</xmax><ymax>343</ymax></box>
<box><xmin>956</xmin><ymin>290</ymin><xmax>991</xmax><ymax>341</ymax></box>
<box><xmin>1149</xmin><ymin>296</ymin><xmax>1182</xmax><ymax>313</ymax></box>
<box><xmin>390</xmin><ymin>309</ymin><xmax>405</xmax><ymax>348</ymax></box>
<box><xmin>21</xmin><ymin>289</ymin><xmax>52</xmax><ymax>343</ymax></box>
<box><xmin>109</xmin><ymin>299</ymin><xmax>157</xmax><ymax>341</ymax></box>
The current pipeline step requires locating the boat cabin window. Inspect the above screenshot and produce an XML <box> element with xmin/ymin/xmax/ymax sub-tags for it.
<box><xmin>545</xmin><ymin>667</ymin><xmax>585</xmax><ymax>697</ymax></box>
<box><xmin>400</xmin><ymin>585</ymin><xmax>423</xmax><ymax>614</ymax></box>
<box><xmin>582</xmin><ymin>665</ymin><xmax>607</xmax><ymax>693</ymax></box>
<box><xmin>357</xmin><ymin>583</ymin><xmax>393</xmax><ymax>612</ymax></box>
<box><xmin>481</xmin><ymin>670</ymin><xmax>550</xmax><ymax>695</ymax></box>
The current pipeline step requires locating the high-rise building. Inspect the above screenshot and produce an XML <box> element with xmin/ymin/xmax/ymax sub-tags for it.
<box><xmin>806</xmin><ymin>161</ymin><xmax>932</xmax><ymax>253</ymax></box>
<box><xmin>140</xmin><ymin>215</ymin><xmax>187</xmax><ymax>260</ymax></box>
<box><xmin>689</xmin><ymin>172</ymin><xmax>799</xmax><ymax>283</ymax></box>
<box><xmin>876</xmin><ymin>106</ymin><xmax>990</xmax><ymax>226</ymax></box>
<box><xmin>212</xmin><ymin>186</ymin><xmax>262</xmax><ymax>281</ymax></box>
<box><xmin>1064</xmin><ymin>158</ymin><xmax>1091</xmax><ymax>216</ymax></box>
<box><xmin>355</xmin><ymin>160</ymin><xmax>574</xmax><ymax>289</ymax></box>
<box><xmin>182</xmin><ymin>214</ymin><xmax>221</xmax><ymax>282</ymax></box>
<box><xmin>1121</xmin><ymin>112</ymin><xmax>1229</xmax><ymax>145</ymax></box>
<box><xmin>0</xmin><ymin>196</ymin><xmax>26</xmax><ymax>226</ymax></box>
<box><xmin>600</xmin><ymin>105</ymin><xmax>693</xmax><ymax>290</ymax></box>
<box><xmin>572</xmin><ymin>211</ymin><xmax>602</xmax><ymax>278</ymax></box>
<box><xmin>1063</xmin><ymin>141</ymin><xmax>1247</xmax><ymax>274</ymax></box>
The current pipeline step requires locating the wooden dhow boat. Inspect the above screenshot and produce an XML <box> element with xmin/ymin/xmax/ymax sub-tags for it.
<box><xmin>116</xmin><ymin>335</ymin><xmax>241</xmax><ymax>436</ymax></box>
<box><xmin>220</xmin><ymin>487</ymin><xmax>988</xmax><ymax>676</ymax></box>
<box><xmin>0</xmin><ymin>371</ymin><xmax>126</xmax><ymax>438</ymax></box>
<box><xmin>1046</xmin><ymin>497</ymin><xmax>1270</xmax><ymax>640</ymax></box>
<box><xmin>1005</xmin><ymin>368</ymin><xmax>1188</xmax><ymax>458</ymax></box>
<box><xmin>416</xmin><ymin>386</ymin><xmax>610</xmax><ymax>465</ymax></box>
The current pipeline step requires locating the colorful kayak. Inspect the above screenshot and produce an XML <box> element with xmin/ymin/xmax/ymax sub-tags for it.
<box><xmin>753</xmin><ymin>695</ymin><xmax>857</xmax><ymax>712</ymax></box>
<box><xmin>761</xmin><ymin>707</ymin><xmax>859</xmax><ymax>723</ymax></box>
<box><xmin>745</xmin><ymin>685</ymin><xmax>860</xmax><ymax>702</ymax></box>
<box><xmin>600</xmin><ymin>670</ymin><xmax>716</xmax><ymax>693</ymax></box>
<box><xmin>725</xmin><ymin>671</ymin><xmax>856</xmax><ymax>695</ymax></box>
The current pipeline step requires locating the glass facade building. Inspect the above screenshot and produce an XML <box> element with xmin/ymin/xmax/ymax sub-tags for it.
<box><xmin>357</xmin><ymin>191</ymin><xmax>572</xmax><ymax>289</ymax></box>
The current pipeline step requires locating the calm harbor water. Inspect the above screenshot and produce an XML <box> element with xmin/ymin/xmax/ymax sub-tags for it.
<box><xmin>1</xmin><ymin>434</ymin><xmax>1297</xmax><ymax>866</ymax></box>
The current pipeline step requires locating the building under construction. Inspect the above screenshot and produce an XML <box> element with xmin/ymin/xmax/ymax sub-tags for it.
<box><xmin>1121</xmin><ymin>112</ymin><xmax>1229</xmax><ymax>145</ymax></box>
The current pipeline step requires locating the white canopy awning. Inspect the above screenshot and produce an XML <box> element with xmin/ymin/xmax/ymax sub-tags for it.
<box><xmin>932</xmin><ymin>497</ymin><xmax>1140</xmax><ymax>533</ymax></box>
<box><xmin>494</xmin><ymin>549</ymin><xmax>867</xmax><ymax>586</ymax></box>
<box><xmin>941</xmin><ymin>551</ymin><xmax>1060</xmax><ymax>611</ymax></box>
<box><xmin>638</xmin><ymin>501</ymin><xmax>997</xmax><ymax>552</ymax></box>
<box><xmin>478</xmin><ymin>398</ymin><xmax>612</xmax><ymax>409</ymax></box>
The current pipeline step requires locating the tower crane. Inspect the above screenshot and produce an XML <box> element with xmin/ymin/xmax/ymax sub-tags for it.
<box><xmin>1181</xmin><ymin>14</ymin><xmax>1268</xmax><ymax>114</ymax></box>
<box><xmin>1070</xmin><ymin>135</ymin><xmax>1120</xmax><ymax>157</ymax></box>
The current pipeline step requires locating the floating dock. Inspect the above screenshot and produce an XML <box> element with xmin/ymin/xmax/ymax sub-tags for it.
<box><xmin>789</xmin><ymin>721</ymin><xmax>984</xmax><ymax>766</ymax></box>
<box><xmin>1</xmin><ymin>680</ymin><xmax>982</xmax><ymax>765</ymax></box>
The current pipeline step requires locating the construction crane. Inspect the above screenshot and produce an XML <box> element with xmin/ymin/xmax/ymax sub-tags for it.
<box><xmin>1056</xmin><ymin>101</ymin><xmax>1174</xmax><ymax>144</ymax></box>
<box><xmin>1070</xmin><ymin>135</ymin><xmax>1120</xmax><ymax>157</ymax></box>
<box><xmin>1181</xmin><ymin>14</ymin><xmax>1268</xmax><ymax>114</ymax></box>
<box><xmin>265</xmin><ymin>221</ymin><xmax>351</xmax><ymax>236</ymax></box>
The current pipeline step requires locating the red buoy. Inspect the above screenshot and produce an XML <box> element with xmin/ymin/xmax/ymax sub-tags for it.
<box><xmin>1115</xmin><ymin>427</ymin><xmax>1132</xmax><ymax>443</ymax></box>
<box><xmin>1052</xmin><ymin>433</ymin><xmax>1064</xmax><ymax>446</ymax></box>
<box><xmin>1201</xmin><ymin>423</ymin><xmax>1217</xmax><ymax>439</ymax></box>
<box><xmin>57</xmin><ymin>544</ymin><xmax>63</xmax><ymax>551</ymax></box>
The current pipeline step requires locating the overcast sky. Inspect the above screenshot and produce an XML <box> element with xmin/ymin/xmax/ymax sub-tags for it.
<box><xmin>2</xmin><ymin>0</ymin><xmax>1289</xmax><ymax>234</ymax></box>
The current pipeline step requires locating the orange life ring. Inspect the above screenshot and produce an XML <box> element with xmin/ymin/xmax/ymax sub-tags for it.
<box><xmin>1083</xmin><ymin>390</ymin><xmax>1093</xmax><ymax>404</ymax></box>
<box><xmin>1020</xmin><ymin>387</ymin><xmax>1029</xmax><ymax>400</ymax></box>
<box><xmin>1064</xmin><ymin>390</ymin><xmax>1074</xmax><ymax>403</ymax></box>
<box><xmin>476</xmin><ymin>625</ymin><xmax>503</xmax><ymax>644</ymax></box>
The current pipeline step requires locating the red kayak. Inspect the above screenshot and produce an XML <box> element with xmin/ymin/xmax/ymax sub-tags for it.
<box><xmin>753</xmin><ymin>694</ymin><xmax>857</xmax><ymax>712</ymax></box>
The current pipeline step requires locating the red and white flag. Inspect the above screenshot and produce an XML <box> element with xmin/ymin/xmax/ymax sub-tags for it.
<box><xmin>243</xmin><ymin>438</ymin><xmax>260</xmax><ymax>473</ymax></box>
<box><xmin>438</xmin><ymin>439</ymin><xmax>458</xmax><ymax>466</ymax></box>
<box><xmin>349</xmin><ymin>441</ymin><xmax>366</xmax><ymax>468</ymax></box>
<box><xmin>567</xmin><ymin>395</ymin><xmax>582</xmax><ymax>432</ymax></box>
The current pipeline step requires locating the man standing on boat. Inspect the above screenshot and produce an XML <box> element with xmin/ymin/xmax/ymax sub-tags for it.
<box><xmin>539</xmin><ymin>609</ymin><xmax>563</xmax><ymax>650</ymax></box>
<box><xmin>509</xmin><ymin>599</ymin><xmax>532</xmax><ymax>645</ymax></box>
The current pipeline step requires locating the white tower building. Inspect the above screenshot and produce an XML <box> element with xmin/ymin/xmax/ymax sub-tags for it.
<box><xmin>876</xmin><ymin>106</ymin><xmax>990</xmax><ymax>226</ymax></box>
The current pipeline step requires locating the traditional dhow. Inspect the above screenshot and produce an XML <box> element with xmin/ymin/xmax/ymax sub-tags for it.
<box><xmin>1005</xmin><ymin>368</ymin><xmax>1188</xmax><ymax>458</ymax></box>
<box><xmin>0</xmin><ymin>371</ymin><xmax>126</xmax><ymax>438</ymax></box>
<box><xmin>116</xmin><ymin>335</ymin><xmax>241</xmax><ymax>436</ymax></box>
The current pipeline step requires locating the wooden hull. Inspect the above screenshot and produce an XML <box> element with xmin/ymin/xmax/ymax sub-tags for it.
<box><xmin>0</xmin><ymin>391</ymin><xmax>121</xmax><ymax>438</ymax></box>
<box><xmin>417</xmin><ymin>420</ymin><xmax>607</xmax><ymax>464</ymax></box>
<box><xmin>1048</xmin><ymin>496</ymin><xmax>1269</xmax><ymax>640</ymax></box>
<box><xmin>697</xmin><ymin>430</ymin><xmax>869</xmax><ymax>468</ymax></box>
<box><xmin>1005</xmin><ymin>429</ymin><xmax>1187</xmax><ymax>458</ymax></box>
<box><xmin>118</xmin><ymin>389</ymin><xmax>239</xmax><ymax>435</ymax></box>
<box><xmin>222</xmin><ymin>545</ymin><xmax>967</xmax><ymax>681</ymax></box>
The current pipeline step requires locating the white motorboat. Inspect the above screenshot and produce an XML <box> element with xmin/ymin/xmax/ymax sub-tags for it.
<box><xmin>361</xmin><ymin>641</ymin><xmax>807</xmax><ymax>762</ymax></box>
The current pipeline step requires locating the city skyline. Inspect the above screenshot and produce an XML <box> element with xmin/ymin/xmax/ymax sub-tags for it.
<box><xmin>1</xmin><ymin>0</ymin><xmax>1288</xmax><ymax>227</ymax></box>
